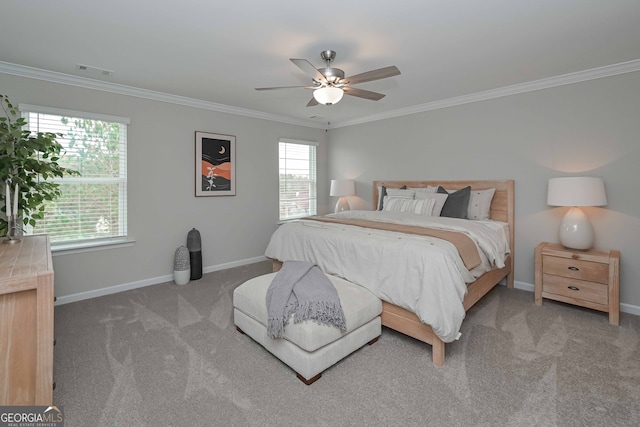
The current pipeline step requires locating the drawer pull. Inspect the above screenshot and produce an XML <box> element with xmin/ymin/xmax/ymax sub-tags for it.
<box><xmin>567</xmin><ymin>286</ymin><xmax>580</xmax><ymax>291</ymax></box>
<box><xmin>568</xmin><ymin>266</ymin><xmax>580</xmax><ymax>271</ymax></box>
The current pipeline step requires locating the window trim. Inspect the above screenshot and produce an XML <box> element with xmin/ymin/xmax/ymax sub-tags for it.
<box><xmin>279</xmin><ymin>138</ymin><xmax>318</xmax><ymax>147</ymax></box>
<box><xmin>19</xmin><ymin>104</ymin><xmax>131</xmax><ymax>125</ymax></box>
<box><xmin>278</xmin><ymin>138</ymin><xmax>318</xmax><ymax>222</ymax></box>
<box><xmin>18</xmin><ymin>104</ymin><xmax>130</xmax><ymax>251</ymax></box>
<box><xmin>51</xmin><ymin>237</ymin><xmax>136</xmax><ymax>256</ymax></box>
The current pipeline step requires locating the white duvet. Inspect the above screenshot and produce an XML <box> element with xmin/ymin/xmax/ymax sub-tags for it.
<box><xmin>264</xmin><ymin>210</ymin><xmax>510</xmax><ymax>342</ymax></box>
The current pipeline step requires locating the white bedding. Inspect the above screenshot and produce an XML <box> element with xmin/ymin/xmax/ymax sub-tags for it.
<box><xmin>264</xmin><ymin>210</ymin><xmax>510</xmax><ymax>343</ymax></box>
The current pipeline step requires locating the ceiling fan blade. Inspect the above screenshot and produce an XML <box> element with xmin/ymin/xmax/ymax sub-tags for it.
<box><xmin>343</xmin><ymin>87</ymin><xmax>386</xmax><ymax>101</ymax></box>
<box><xmin>255</xmin><ymin>85</ymin><xmax>315</xmax><ymax>91</ymax></box>
<box><xmin>290</xmin><ymin>58</ymin><xmax>327</xmax><ymax>83</ymax></box>
<box><xmin>344</xmin><ymin>66</ymin><xmax>401</xmax><ymax>85</ymax></box>
<box><xmin>306</xmin><ymin>97</ymin><xmax>319</xmax><ymax>107</ymax></box>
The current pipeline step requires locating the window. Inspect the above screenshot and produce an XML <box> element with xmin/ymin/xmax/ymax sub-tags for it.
<box><xmin>20</xmin><ymin>104</ymin><xmax>129</xmax><ymax>248</ymax></box>
<box><xmin>279</xmin><ymin>139</ymin><xmax>317</xmax><ymax>221</ymax></box>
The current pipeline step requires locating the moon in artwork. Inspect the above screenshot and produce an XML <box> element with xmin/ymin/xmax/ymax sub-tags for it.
<box><xmin>219</xmin><ymin>146</ymin><xmax>226</xmax><ymax>154</ymax></box>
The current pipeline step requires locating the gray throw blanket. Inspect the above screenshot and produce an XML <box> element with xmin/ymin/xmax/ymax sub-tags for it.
<box><xmin>266</xmin><ymin>261</ymin><xmax>347</xmax><ymax>339</ymax></box>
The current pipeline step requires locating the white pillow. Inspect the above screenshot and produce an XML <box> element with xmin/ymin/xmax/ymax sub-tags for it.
<box><xmin>410</xmin><ymin>186</ymin><xmax>439</xmax><ymax>193</ymax></box>
<box><xmin>467</xmin><ymin>188</ymin><xmax>496</xmax><ymax>220</ymax></box>
<box><xmin>383</xmin><ymin>197</ymin><xmax>435</xmax><ymax>215</ymax></box>
<box><xmin>385</xmin><ymin>188</ymin><xmax>415</xmax><ymax>199</ymax></box>
<box><xmin>414</xmin><ymin>192</ymin><xmax>449</xmax><ymax>216</ymax></box>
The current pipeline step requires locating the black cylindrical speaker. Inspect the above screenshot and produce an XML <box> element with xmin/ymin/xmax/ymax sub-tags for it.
<box><xmin>187</xmin><ymin>228</ymin><xmax>202</xmax><ymax>280</ymax></box>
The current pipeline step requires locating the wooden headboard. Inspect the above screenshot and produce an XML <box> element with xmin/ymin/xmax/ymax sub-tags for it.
<box><xmin>373</xmin><ymin>179</ymin><xmax>515</xmax><ymax>280</ymax></box>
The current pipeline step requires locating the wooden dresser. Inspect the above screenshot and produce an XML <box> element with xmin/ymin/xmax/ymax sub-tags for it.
<box><xmin>535</xmin><ymin>242</ymin><xmax>620</xmax><ymax>325</ymax></box>
<box><xmin>0</xmin><ymin>235</ymin><xmax>54</xmax><ymax>405</ymax></box>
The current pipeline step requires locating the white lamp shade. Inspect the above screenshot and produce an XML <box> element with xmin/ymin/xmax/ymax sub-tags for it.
<box><xmin>313</xmin><ymin>87</ymin><xmax>344</xmax><ymax>105</ymax></box>
<box><xmin>330</xmin><ymin>179</ymin><xmax>355</xmax><ymax>197</ymax></box>
<box><xmin>547</xmin><ymin>177</ymin><xmax>607</xmax><ymax>207</ymax></box>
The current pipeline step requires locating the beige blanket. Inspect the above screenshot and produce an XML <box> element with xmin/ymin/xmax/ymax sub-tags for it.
<box><xmin>306</xmin><ymin>216</ymin><xmax>481</xmax><ymax>270</ymax></box>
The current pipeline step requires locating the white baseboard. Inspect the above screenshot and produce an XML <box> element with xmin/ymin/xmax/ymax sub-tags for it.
<box><xmin>510</xmin><ymin>280</ymin><xmax>640</xmax><ymax>317</ymax></box>
<box><xmin>55</xmin><ymin>255</ymin><xmax>268</xmax><ymax>306</ymax></box>
<box><xmin>621</xmin><ymin>302</ymin><xmax>640</xmax><ymax>316</ymax></box>
<box><xmin>513</xmin><ymin>280</ymin><xmax>535</xmax><ymax>293</ymax></box>
<box><xmin>56</xmin><ymin>263</ymin><xmax>640</xmax><ymax>317</ymax></box>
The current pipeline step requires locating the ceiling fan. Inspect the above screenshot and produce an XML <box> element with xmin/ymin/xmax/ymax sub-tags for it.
<box><xmin>255</xmin><ymin>50</ymin><xmax>401</xmax><ymax>106</ymax></box>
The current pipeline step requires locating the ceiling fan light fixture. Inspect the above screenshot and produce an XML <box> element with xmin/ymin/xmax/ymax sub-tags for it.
<box><xmin>256</xmin><ymin>50</ymin><xmax>400</xmax><ymax>107</ymax></box>
<box><xmin>313</xmin><ymin>86</ymin><xmax>344</xmax><ymax>105</ymax></box>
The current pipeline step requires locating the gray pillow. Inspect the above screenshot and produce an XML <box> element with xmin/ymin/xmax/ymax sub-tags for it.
<box><xmin>437</xmin><ymin>186</ymin><xmax>471</xmax><ymax>219</ymax></box>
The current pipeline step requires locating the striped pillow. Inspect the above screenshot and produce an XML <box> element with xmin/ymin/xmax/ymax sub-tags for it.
<box><xmin>414</xmin><ymin>192</ymin><xmax>449</xmax><ymax>216</ymax></box>
<box><xmin>383</xmin><ymin>197</ymin><xmax>436</xmax><ymax>215</ymax></box>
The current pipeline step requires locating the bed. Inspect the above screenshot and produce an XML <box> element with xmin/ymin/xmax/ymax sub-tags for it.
<box><xmin>266</xmin><ymin>179</ymin><xmax>515</xmax><ymax>366</ymax></box>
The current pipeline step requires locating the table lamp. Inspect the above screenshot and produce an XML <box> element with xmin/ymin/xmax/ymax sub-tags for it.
<box><xmin>330</xmin><ymin>179</ymin><xmax>355</xmax><ymax>213</ymax></box>
<box><xmin>547</xmin><ymin>177</ymin><xmax>607</xmax><ymax>250</ymax></box>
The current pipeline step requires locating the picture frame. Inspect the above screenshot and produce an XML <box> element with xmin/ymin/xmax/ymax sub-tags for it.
<box><xmin>195</xmin><ymin>131</ymin><xmax>236</xmax><ymax>196</ymax></box>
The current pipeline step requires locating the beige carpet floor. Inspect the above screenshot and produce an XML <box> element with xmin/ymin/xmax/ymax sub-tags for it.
<box><xmin>53</xmin><ymin>261</ymin><xmax>640</xmax><ymax>426</ymax></box>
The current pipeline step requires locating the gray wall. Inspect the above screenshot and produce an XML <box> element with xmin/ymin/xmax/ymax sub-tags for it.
<box><xmin>0</xmin><ymin>73</ymin><xmax>329</xmax><ymax>298</ymax></box>
<box><xmin>2</xmin><ymin>70</ymin><xmax>639</xmax><ymax>309</ymax></box>
<box><xmin>328</xmin><ymin>71</ymin><xmax>640</xmax><ymax>309</ymax></box>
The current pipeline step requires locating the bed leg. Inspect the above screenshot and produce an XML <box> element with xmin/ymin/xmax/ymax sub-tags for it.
<box><xmin>432</xmin><ymin>338</ymin><xmax>445</xmax><ymax>366</ymax></box>
<box><xmin>506</xmin><ymin>254</ymin><xmax>515</xmax><ymax>288</ymax></box>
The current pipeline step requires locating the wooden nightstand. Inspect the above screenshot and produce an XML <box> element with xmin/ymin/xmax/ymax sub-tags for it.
<box><xmin>535</xmin><ymin>242</ymin><xmax>620</xmax><ymax>325</ymax></box>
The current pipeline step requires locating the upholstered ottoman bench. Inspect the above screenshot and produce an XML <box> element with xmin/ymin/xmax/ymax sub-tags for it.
<box><xmin>233</xmin><ymin>272</ymin><xmax>382</xmax><ymax>385</ymax></box>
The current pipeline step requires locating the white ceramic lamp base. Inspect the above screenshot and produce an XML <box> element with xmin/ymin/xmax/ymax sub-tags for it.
<box><xmin>558</xmin><ymin>206</ymin><xmax>595</xmax><ymax>250</ymax></box>
<box><xmin>334</xmin><ymin>197</ymin><xmax>350</xmax><ymax>214</ymax></box>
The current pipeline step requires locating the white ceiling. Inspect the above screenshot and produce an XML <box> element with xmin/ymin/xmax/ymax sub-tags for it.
<box><xmin>2</xmin><ymin>0</ymin><xmax>640</xmax><ymax>128</ymax></box>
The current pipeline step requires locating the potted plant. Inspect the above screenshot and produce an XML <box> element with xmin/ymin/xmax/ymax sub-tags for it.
<box><xmin>0</xmin><ymin>94</ymin><xmax>79</xmax><ymax>236</ymax></box>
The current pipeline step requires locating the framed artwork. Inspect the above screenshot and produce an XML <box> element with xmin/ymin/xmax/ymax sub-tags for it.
<box><xmin>195</xmin><ymin>132</ymin><xmax>236</xmax><ymax>196</ymax></box>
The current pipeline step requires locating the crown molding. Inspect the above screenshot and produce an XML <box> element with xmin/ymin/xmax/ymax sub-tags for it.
<box><xmin>2</xmin><ymin>59</ymin><xmax>639</xmax><ymax>130</ymax></box>
<box><xmin>0</xmin><ymin>61</ymin><xmax>325</xmax><ymax>129</ymax></box>
<box><xmin>331</xmin><ymin>59</ymin><xmax>640</xmax><ymax>129</ymax></box>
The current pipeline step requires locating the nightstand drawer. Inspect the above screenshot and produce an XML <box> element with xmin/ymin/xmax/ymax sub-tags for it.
<box><xmin>542</xmin><ymin>273</ymin><xmax>608</xmax><ymax>305</ymax></box>
<box><xmin>542</xmin><ymin>255</ymin><xmax>609</xmax><ymax>284</ymax></box>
